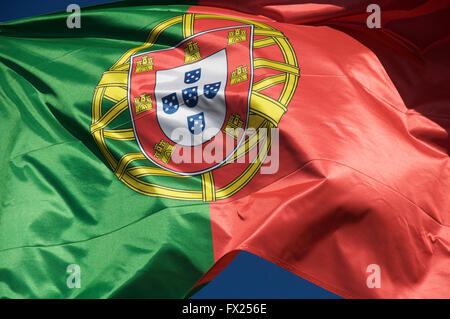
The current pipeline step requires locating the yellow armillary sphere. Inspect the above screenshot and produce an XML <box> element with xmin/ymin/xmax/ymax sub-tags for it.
<box><xmin>90</xmin><ymin>14</ymin><xmax>299</xmax><ymax>201</ymax></box>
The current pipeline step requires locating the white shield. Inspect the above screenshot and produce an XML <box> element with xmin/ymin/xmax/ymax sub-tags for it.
<box><xmin>154</xmin><ymin>49</ymin><xmax>228</xmax><ymax>147</ymax></box>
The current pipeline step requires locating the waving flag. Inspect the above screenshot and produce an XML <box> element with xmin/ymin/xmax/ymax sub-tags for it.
<box><xmin>0</xmin><ymin>0</ymin><xmax>449</xmax><ymax>298</ymax></box>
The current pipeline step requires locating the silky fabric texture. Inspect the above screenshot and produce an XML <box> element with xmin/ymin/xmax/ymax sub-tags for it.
<box><xmin>0</xmin><ymin>0</ymin><xmax>449</xmax><ymax>299</ymax></box>
<box><xmin>0</xmin><ymin>3</ymin><xmax>214</xmax><ymax>298</ymax></box>
<box><xmin>191</xmin><ymin>1</ymin><xmax>450</xmax><ymax>298</ymax></box>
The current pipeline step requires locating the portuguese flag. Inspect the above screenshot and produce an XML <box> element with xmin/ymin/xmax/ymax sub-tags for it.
<box><xmin>1</xmin><ymin>0</ymin><xmax>449</xmax><ymax>298</ymax></box>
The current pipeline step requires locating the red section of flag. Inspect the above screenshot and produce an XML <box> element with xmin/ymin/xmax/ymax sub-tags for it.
<box><xmin>192</xmin><ymin>1</ymin><xmax>450</xmax><ymax>298</ymax></box>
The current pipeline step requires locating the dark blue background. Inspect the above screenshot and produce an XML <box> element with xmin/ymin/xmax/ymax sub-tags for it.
<box><xmin>0</xmin><ymin>0</ymin><xmax>341</xmax><ymax>299</ymax></box>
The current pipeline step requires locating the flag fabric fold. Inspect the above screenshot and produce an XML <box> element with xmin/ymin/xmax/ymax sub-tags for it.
<box><xmin>0</xmin><ymin>0</ymin><xmax>449</xmax><ymax>298</ymax></box>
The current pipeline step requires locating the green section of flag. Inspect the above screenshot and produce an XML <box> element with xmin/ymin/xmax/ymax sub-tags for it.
<box><xmin>0</xmin><ymin>3</ymin><xmax>213</xmax><ymax>298</ymax></box>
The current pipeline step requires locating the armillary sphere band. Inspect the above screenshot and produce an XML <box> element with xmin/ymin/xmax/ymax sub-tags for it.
<box><xmin>90</xmin><ymin>14</ymin><xmax>299</xmax><ymax>201</ymax></box>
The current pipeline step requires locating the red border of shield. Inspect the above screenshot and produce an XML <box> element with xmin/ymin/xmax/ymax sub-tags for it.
<box><xmin>128</xmin><ymin>25</ymin><xmax>254</xmax><ymax>175</ymax></box>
